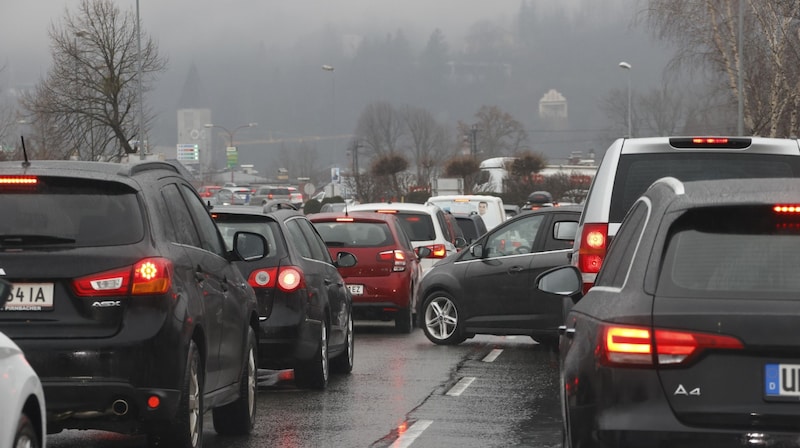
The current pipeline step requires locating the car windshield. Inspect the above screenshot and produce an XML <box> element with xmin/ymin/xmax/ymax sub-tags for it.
<box><xmin>658</xmin><ymin>205</ymin><xmax>800</xmax><ymax>297</ymax></box>
<box><xmin>314</xmin><ymin>221</ymin><xmax>392</xmax><ymax>247</ymax></box>
<box><xmin>0</xmin><ymin>178</ymin><xmax>143</xmax><ymax>247</ymax></box>
<box><xmin>610</xmin><ymin>153</ymin><xmax>800</xmax><ymax>222</ymax></box>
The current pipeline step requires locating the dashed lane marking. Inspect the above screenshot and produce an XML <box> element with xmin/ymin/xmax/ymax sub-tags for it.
<box><xmin>391</xmin><ymin>420</ymin><xmax>433</xmax><ymax>448</ymax></box>
<box><xmin>446</xmin><ymin>376</ymin><xmax>476</xmax><ymax>396</ymax></box>
<box><xmin>482</xmin><ymin>348</ymin><xmax>503</xmax><ymax>362</ymax></box>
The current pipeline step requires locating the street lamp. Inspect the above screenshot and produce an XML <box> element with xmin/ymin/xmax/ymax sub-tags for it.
<box><xmin>321</xmin><ymin>64</ymin><xmax>335</xmax><ymax>140</ymax></box>
<box><xmin>618</xmin><ymin>61</ymin><xmax>632</xmax><ymax>138</ymax></box>
<box><xmin>204</xmin><ymin>122</ymin><xmax>258</xmax><ymax>184</ymax></box>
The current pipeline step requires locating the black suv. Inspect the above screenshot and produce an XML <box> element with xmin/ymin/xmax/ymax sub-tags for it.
<box><xmin>211</xmin><ymin>206</ymin><xmax>356</xmax><ymax>389</ymax></box>
<box><xmin>0</xmin><ymin>160</ymin><xmax>265</xmax><ymax>447</ymax></box>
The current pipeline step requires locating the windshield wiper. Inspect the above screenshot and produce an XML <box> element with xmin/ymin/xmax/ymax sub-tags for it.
<box><xmin>0</xmin><ymin>234</ymin><xmax>78</xmax><ymax>246</ymax></box>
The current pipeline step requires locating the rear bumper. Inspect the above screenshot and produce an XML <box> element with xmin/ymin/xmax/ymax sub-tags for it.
<box><xmin>258</xmin><ymin>315</ymin><xmax>323</xmax><ymax>369</ymax></box>
<box><xmin>346</xmin><ymin>274</ymin><xmax>411</xmax><ymax>307</ymax></box>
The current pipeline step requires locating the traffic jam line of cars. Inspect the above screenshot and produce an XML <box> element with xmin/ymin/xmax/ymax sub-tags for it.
<box><xmin>7</xmin><ymin>135</ymin><xmax>800</xmax><ymax>447</ymax></box>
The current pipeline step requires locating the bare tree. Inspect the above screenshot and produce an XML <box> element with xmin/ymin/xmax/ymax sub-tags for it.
<box><xmin>645</xmin><ymin>1</ymin><xmax>800</xmax><ymax>137</ymax></box>
<box><xmin>21</xmin><ymin>0</ymin><xmax>166</xmax><ymax>161</ymax></box>
<box><xmin>401</xmin><ymin>105</ymin><xmax>452</xmax><ymax>184</ymax></box>
<box><xmin>463</xmin><ymin>105</ymin><xmax>529</xmax><ymax>158</ymax></box>
<box><xmin>272</xmin><ymin>141</ymin><xmax>319</xmax><ymax>180</ymax></box>
<box><xmin>355</xmin><ymin>101</ymin><xmax>405</xmax><ymax>156</ymax></box>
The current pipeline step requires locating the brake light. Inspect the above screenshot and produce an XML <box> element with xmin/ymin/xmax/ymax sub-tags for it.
<box><xmin>72</xmin><ymin>258</ymin><xmax>172</xmax><ymax>297</ymax></box>
<box><xmin>336</xmin><ymin>217</ymin><xmax>354</xmax><ymax>222</ymax></box>
<box><xmin>378</xmin><ymin>250</ymin><xmax>407</xmax><ymax>271</ymax></box>
<box><xmin>426</xmin><ymin>244</ymin><xmax>447</xmax><ymax>258</ymax></box>
<box><xmin>247</xmin><ymin>268</ymin><xmax>278</xmax><ymax>288</ymax></box>
<box><xmin>268</xmin><ymin>193</ymin><xmax>274</xmax><ymax>199</ymax></box>
<box><xmin>376</xmin><ymin>209</ymin><xmax>397</xmax><ymax>214</ymax></box>
<box><xmin>577</xmin><ymin>223</ymin><xmax>608</xmax><ymax>282</ymax></box>
<box><xmin>598</xmin><ymin>324</ymin><xmax>744</xmax><ymax>367</ymax></box>
<box><xmin>692</xmin><ymin>137</ymin><xmax>728</xmax><ymax>144</ymax></box>
<box><xmin>0</xmin><ymin>176</ymin><xmax>39</xmax><ymax>191</ymax></box>
<box><xmin>277</xmin><ymin>266</ymin><xmax>304</xmax><ymax>292</ymax></box>
<box><xmin>774</xmin><ymin>205</ymin><xmax>800</xmax><ymax>214</ymax></box>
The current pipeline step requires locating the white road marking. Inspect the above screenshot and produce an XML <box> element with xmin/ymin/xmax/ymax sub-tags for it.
<box><xmin>482</xmin><ymin>348</ymin><xmax>503</xmax><ymax>362</ymax></box>
<box><xmin>446</xmin><ymin>376</ymin><xmax>476</xmax><ymax>396</ymax></box>
<box><xmin>392</xmin><ymin>420</ymin><xmax>433</xmax><ymax>448</ymax></box>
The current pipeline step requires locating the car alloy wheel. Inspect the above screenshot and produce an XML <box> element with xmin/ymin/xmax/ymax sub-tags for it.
<box><xmin>212</xmin><ymin>327</ymin><xmax>257</xmax><ymax>435</ymax></box>
<box><xmin>422</xmin><ymin>293</ymin><xmax>466</xmax><ymax>345</ymax></box>
<box><xmin>331</xmin><ymin>312</ymin><xmax>354</xmax><ymax>374</ymax></box>
<box><xmin>295</xmin><ymin>321</ymin><xmax>329</xmax><ymax>389</ymax></box>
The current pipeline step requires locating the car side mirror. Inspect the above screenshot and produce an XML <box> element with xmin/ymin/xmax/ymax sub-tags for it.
<box><xmin>536</xmin><ymin>265</ymin><xmax>583</xmax><ymax>297</ymax></box>
<box><xmin>454</xmin><ymin>237</ymin><xmax>468</xmax><ymax>249</ymax></box>
<box><xmin>416</xmin><ymin>246</ymin><xmax>432</xmax><ymax>259</ymax></box>
<box><xmin>0</xmin><ymin>278</ymin><xmax>11</xmax><ymax>310</ymax></box>
<box><xmin>554</xmin><ymin>221</ymin><xmax>579</xmax><ymax>240</ymax></box>
<box><xmin>233</xmin><ymin>231</ymin><xmax>267</xmax><ymax>261</ymax></box>
<box><xmin>336</xmin><ymin>252</ymin><xmax>358</xmax><ymax>268</ymax></box>
<box><xmin>470</xmin><ymin>244</ymin><xmax>484</xmax><ymax>258</ymax></box>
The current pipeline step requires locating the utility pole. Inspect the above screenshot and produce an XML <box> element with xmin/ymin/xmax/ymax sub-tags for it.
<box><xmin>469</xmin><ymin>124</ymin><xmax>480</xmax><ymax>157</ymax></box>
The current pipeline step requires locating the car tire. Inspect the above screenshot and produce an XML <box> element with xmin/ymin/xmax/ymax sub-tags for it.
<box><xmin>295</xmin><ymin>320</ymin><xmax>329</xmax><ymax>389</ymax></box>
<box><xmin>14</xmin><ymin>413</ymin><xmax>39</xmax><ymax>448</ymax></box>
<box><xmin>212</xmin><ymin>327</ymin><xmax>257</xmax><ymax>435</ymax></box>
<box><xmin>395</xmin><ymin>306</ymin><xmax>413</xmax><ymax>334</ymax></box>
<box><xmin>330</xmin><ymin>312</ymin><xmax>354</xmax><ymax>374</ymax></box>
<box><xmin>148</xmin><ymin>340</ymin><xmax>203</xmax><ymax>448</ymax></box>
<box><xmin>421</xmin><ymin>292</ymin><xmax>466</xmax><ymax>345</ymax></box>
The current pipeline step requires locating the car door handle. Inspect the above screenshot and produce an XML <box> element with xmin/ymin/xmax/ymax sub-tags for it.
<box><xmin>559</xmin><ymin>325</ymin><xmax>576</xmax><ymax>338</ymax></box>
<box><xmin>508</xmin><ymin>266</ymin><xmax>524</xmax><ymax>274</ymax></box>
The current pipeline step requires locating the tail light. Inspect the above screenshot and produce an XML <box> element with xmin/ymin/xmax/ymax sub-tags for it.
<box><xmin>378</xmin><ymin>250</ymin><xmax>407</xmax><ymax>271</ymax></box>
<box><xmin>598</xmin><ymin>324</ymin><xmax>744</xmax><ymax>367</ymax></box>
<box><xmin>72</xmin><ymin>258</ymin><xmax>172</xmax><ymax>297</ymax></box>
<box><xmin>576</xmin><ymin>223</ymin><xmax>608</xmax><ymax>293</ymax></box>
<box><xmin>0</xmin><ymin>176</ymin><xmax>39</xmax><ymax>191</ymax></box>
<box><xmin>247</xmin><ymin>266</ymin><xmax>305</xmax><ymax>293</ymax></box>
<box><xmin>425</xmin><ymin>244</ymin><xmax>447</xmax><ymax>258</ymax></box>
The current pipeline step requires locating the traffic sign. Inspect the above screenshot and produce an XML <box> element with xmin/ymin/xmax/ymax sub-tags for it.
<box><xmin>226</xmin><ymin>146</ymin><xmax>238</xmax><ymax>168</ymax></box>
<box><xmin>177</xmin><ymin>144</ymin><xmax>199</xmax><ymax>163</ymax></box>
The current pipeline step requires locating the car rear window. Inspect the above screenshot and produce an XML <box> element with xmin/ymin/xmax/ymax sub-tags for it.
<box><xmin>394</xmin><ymin>212</ymin><xmax>436</xmax><ymax>241</ymax></box>
<box><xmin>610</xmin><ymin>153</ymin><xmax>800</xmax><ymax>222</ymax></box>
<box><xmin>657</xmin><ymin>206</ymin><xmax>800</xmax><ymax>297</ymax></box>
<box><xmin>314</xmin><ymin>222</ymin><xmax>392</xmax><ymax>247</ymax></box>
<box><xmin>213</xmin><ymin>216</ymin><xmax>281</xmax><ymax>257</ymax></box>
<box><xmin>456</xmin><ymin>217</ymin><xmax>480</xmax><ymax>241</ymax></box>
<box><xmin>0</xmin><ymin>177</ymin><xmax>143</xmax><ymax>247</ymax></box>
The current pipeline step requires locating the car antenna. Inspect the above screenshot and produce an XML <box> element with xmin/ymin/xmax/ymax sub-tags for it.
<box><xmin>20</xmin><ymin>136</ymin><xmax>30</xmax><ymax>168</ymax></box>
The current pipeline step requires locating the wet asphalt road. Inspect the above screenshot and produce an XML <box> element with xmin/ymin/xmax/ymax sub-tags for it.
<box><xmin>47</xmin><ymin>321</ymin><xmax>563</xmax><ymax>448</ymax></box>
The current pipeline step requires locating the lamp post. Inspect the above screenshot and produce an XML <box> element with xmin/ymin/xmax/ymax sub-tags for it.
<box><xmin>618</xmin><ymin>61</ymin><xmax>632</xmax><ymax>138</ymax></box>
<box><xmin>204</xmin><ymin>122</ymin><xmax>258</xmax><ymax>185</ymax></box>
<box><xmin>321</xmin><ymin>64</ymin><xmax>335</xmax><ymax>144</ymax></box>
<box><xmin>136</xmin><ymin>0</ymin><xmax>146</xmax><ymax>159</ymax></box>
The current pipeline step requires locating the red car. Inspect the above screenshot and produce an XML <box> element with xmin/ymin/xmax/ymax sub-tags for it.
<box><xmin>310</xmin><ymin>212</ymin><xmax>430</xmax><ymax>333</ymax></box>
<box><xmin>197</xmin><ymin>185</ymin><xmax>221</xmax><ymax>198</ymax></box>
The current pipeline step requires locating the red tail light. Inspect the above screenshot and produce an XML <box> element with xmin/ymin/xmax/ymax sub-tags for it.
<box><xmin>426</xmin><ymin>244</ymin><xmax>447</xmax><ymax>258</ymax></box>
<box><xmin>72</xmin><ymin>258</ymin><xmax>172</xmax><ymax>297</ymax></box>
<box><xmin>247</xmin><ymin>266</ymin><xmax>305</xmax><ymax>292</ymax></box>
<box><xmin>378</xmin><ymin>250</ymin><xmax>407</xmax><ymax>271</ymax></box>
<box><xmin>598</xmin><ymin>324</ymin><xmax>744</xmax><ymax>367</ymax></box>
<box><xmin>577</xmin><ymin>223</ymin><xmax>608</xmax><ymax>293</ymax></box>
<box><xmin>774</xmin><ymin>205</ymin><xmax>800</xmax><ymax>214</ymax></box>
<box><xmin>0</xmin><ymin>176</ymin><xmax>39</xmax><ymax>191</ymax></box>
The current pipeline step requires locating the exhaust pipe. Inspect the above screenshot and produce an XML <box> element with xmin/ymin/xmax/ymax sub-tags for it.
<box><xmin>111</xmin><ymin>399</ymin><xmax>129</xmax><ymax>416</ymax></box>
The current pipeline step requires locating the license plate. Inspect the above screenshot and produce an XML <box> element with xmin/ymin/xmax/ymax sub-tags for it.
<box><xmin>347</xmin><ymin>284</ymin><xmax>363</xmax><ymax>295</ymax></box>
<box><xmin>765</xmin><ymin>363</ymin><xmax>800</xmax><ymax>400</ymax></box>
<box><xmin>3</xmin><ymin>283</ymin><xmax>55</xmax><ymax>311</ymax></box>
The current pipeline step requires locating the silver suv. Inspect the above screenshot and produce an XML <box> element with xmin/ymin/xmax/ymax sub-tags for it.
<box><xmin>572</xmin><ymin>136</ymin><xmax>800</xmax><ymax>292</ymax></box>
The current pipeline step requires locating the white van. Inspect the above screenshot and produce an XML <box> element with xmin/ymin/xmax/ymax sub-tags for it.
<box><xmin>425</xmin><ymin>195</ymin><xmax>506</xmax><ymax>230</ymax></box>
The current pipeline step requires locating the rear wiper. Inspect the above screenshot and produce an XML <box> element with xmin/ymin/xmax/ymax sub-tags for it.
<box><xmin>0</xmin><ymin>234</ymin><xmax>78</xmax><ymax>246</ymax></box>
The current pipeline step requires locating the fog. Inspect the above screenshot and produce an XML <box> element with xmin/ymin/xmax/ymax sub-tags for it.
<box><xmin>1</xmin><ymin>0</ymin><xmax>672</xmax><ymax>178</ymax></box>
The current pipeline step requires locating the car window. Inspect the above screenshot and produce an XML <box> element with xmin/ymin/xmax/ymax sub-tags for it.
<box><xmin>610</xmin><ymin>153</ymin><xmax>800</xmax><ymax>222</ymax></box>
<box><xmin>181</xmin><ymin>184</ymin><xmax>225</xmax><ymax>256</ymax></box>
<box><xmin>485</xmin><ymin>214</ymin><xmax>544</xmax><ymax>258</ymax></box>
<box><xmin>0</xmin><ymin>177</ymin><xmax>143</xmax><ymax>247</ymax></box>
<box><xmin>456</xmin><ymin>217</ymin><xmax>480</xmax><ymax>242</ymax></box>
<box><xmin>315</xmin><ymin>221</ymin><xmax>392</xmax><ymax>247</ymax></box>
<box><xmin>595</xmin><ymin>201</ymin><xmax>648</xmax><ymax>288</ymax></box>
<box><xmin>658</xmin><ymin>205</ymin><xmax>800</xmax><ymax>297</ymax></box>
<box><xmin>296</xmin><ymin>218</ymin><xmax>332</xmax><ymax>263</ymax></box>
<box><xmin>392</xmin><ymin>212</ymin><xmax>436</xmax><ymax>241</ymax></box>
<box><xmin>161</xmin><ymin>184</ymin><xmax>202</xmax><ymax>248</ymax></box>
<box><xmin>285</xmin><ymin>218</ymin><xmax>314</xmax><ymax>259</ymax></box>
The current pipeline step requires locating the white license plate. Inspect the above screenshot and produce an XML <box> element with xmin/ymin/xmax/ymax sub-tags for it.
<box><xmin>3</xmin><ymin>283</ymin><xmax>55</xmax><ymax>311</ymax></box>
<box><xmin>347</xmin><ymin>284</ymin><xmax>363</xmax><ymax>295</ymax></box>
<box><xmin>765</xmin><ymin>363</ymin><xmax>800</xmax><ymax>399</ymax></box>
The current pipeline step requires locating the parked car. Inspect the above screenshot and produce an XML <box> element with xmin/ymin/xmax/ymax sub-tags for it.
<box><xmin>0</xmin><ymin>279</ymin><xmax>46</xmax><ymax>448</ymax></box>
<box><xmin>211</xmin><ymin>206</ymin><xmax>357</xmax><ymax>389</ymax></box>
<box><xmin>347</xmin><ymin>202</ymin><xmax>463</xmax><ymax>276</ymax></box>
<box><xmin>250</xmin><ymin>185</ymin><xmax>291</xmax><ymax>205</ymax></box>
<box><xmin>0</xmin><ymin>160</ymin><xmax>266</xmax><ymax>447</ymax></box>
<box><xmin>573</xmin><ymin>136</ymin><xmax>800</xmax><ymax>293</ymax></box>
<box><xmin>416</xmin><ymin>205</ymin><xmax>582</xmax><ymax>346</ymax></box>
<box><xmin>214</xmin><ymin>186</ymin><xmax>252</xmax><ymax>206</ymax></box>
<box><xmin>425</xmin><ymin>194</ymin><xmax>506</xmax><ymax>230</ymax></box>
<box><xmin>197</xmin><ymin>185</ymin><xmax>222</xmax><ymax>199</ymax></box>
<box><xmin>538</xmin><ymin>176</ymin><xmax>800</xmax><ymax>447</ymax></box>
<box><xmin>310</xmin><ymin>212</ymin><xmax>431</xmax><ymax>333</ymax></box>
<box><xmin>452</xmin><ymin>212</ymin><xmax>488</xmax><ymax>245</ymax></box>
